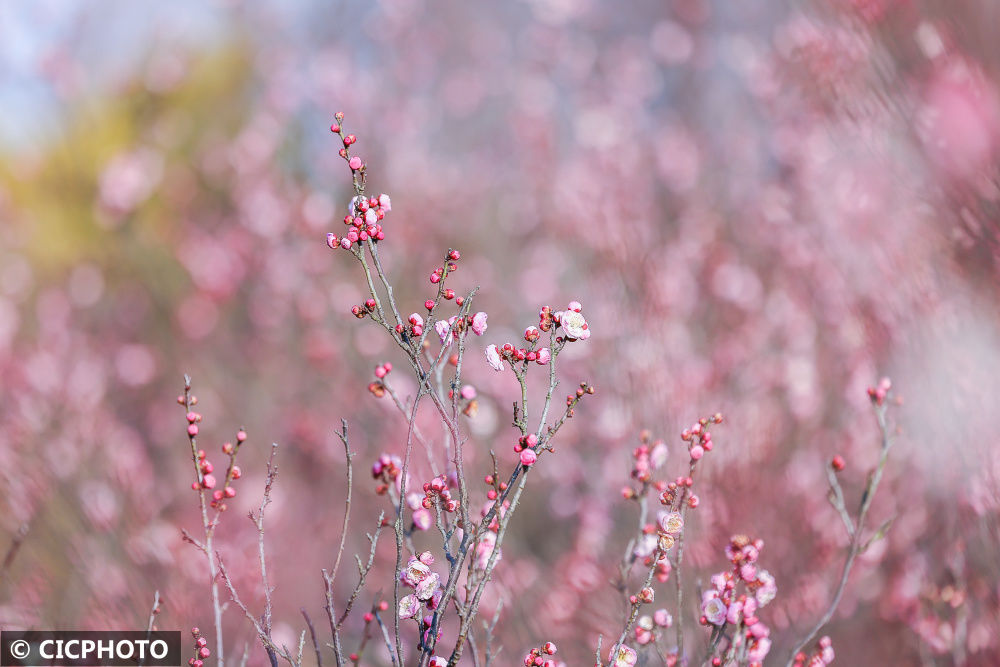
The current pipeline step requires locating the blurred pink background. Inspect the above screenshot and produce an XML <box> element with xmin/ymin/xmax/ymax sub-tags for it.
<box><xmin>1</xmin><ymin>0</ymin><xmax>999</xmax><ymax>664</ymax></box>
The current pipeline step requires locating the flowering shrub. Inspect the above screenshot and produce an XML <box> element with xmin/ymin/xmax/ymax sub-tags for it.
<box><xmin>3</xmin><ymin>3</ymin><xmax>1000</xmax><ymax>666</ymax></box>
<box><xmin>166</xmin><ymin>116</ymin><xmax>909</xmax><ymax>667</ymax></box>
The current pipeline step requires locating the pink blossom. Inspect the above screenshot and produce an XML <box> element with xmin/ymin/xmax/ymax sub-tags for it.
<box><xmin>653</xmin><ymin>609</ymin><xmax>672</xmax><ymax>627</ymax></box>
<box><xmin>401</xmin><ymin>557</ymin><xmax>431</xmax><ymax>587</ymax></box>
<box><xmin>659</xmin><ymin>511</ymin><xmax>684</xmax><ymax>535</ymax></box>
<box><xmin>485</xmin><ymin>344</ymin><xmax>504</xmax><ymax>372</ymax></box>
<box><xmin>535</xmin><ymin>347</ymin><xmax>551</xmax><ymax>364</ymax></box>
<box><xmin>611</xmin><ymin>645</ymin><xmax>637</xmax><ymax>667</ymax></box>
<box><xmin>520</xmin><ymin>449</ymin><xmax>537</xmax><ymax>466</ymax></box>
<box><xmin>560</xmin><ymin>310</ymin><xmax>589</xmax><ymax>340</ymax></box>
<box><xmin>378</xmin><ymin>193</ymin><xmax>391</xmax><ymax>211</ymax></box>
<box><xmin>633</xmin><ymin>533</ymin><xmax>658</xmax><ymax>558</ymax></box>
<box><xmin>650</xmin><ymin>442</ymin><xmax>668</xmax><ymax>468</ymax></box>
<box><xmin>412</xmin><ymin>508</ymin><xmax>432</xmax><ymax>531</ymax></box>
<box><xmin>726</xmin><ymin>599</ymin><xmax>744</xmax><ymax>625</ymax></box>
<box><xmin>755</xmin><ymin>570</ymin><xmax>777</xmax><ymax>606</ymax></box>
<box><xmin>702</xmin><ymin>594</ymin><xmax>727</xmax><ymax>626</ymax></box>
<box><xmin>475</xmin><ymin>531</ymin><xmax>499</xmax><ymax>569</ymax></box>
<box><xmin>460</xmin><ymin>384</ymin><xmax>477</xmax><ymax>399</ymax></box>
<box><xmin>399</xmin><ymin>594</ymin><xmax>420</xmax><ymax>619</ymax></box>
<box><xmin>471</xmin><ymin>311</ymin><xmax>488</xmax><ymax>335</ymax></box>
<box><xmin>435</xmin><ymin>320</ymin><xmax>452</xmax><ymax>344</ymax></box>
<box><xmin>416</xmin><ymin>572</ymin><xmax>440</xmax><ymax>600</ymax></box>
<box><xmin>747</xmin><ymin>637</ymin><xmax>772</xmax><ymax>662</ymax></box>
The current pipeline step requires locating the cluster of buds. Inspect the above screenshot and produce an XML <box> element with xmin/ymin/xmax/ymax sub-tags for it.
<box><xmin>351</xmin><ymin>298</ymin><xmax>377</xmax><ymax>320</ymax></box>
<box><xmin>523</xmin><ymin>641</ymin><xmax>563</xmax><ymax>667</ymax></box>
<box><xmin>867</xmin><ymin>376</ymin><xmax>892</xmax><ymax>406</ymax></box>
<box><xmin>701</xmin><ymin>535</ymin><xmax>776</xmax><ymax>666</ymax></box>
<box><xmin>564</xmin><ymin>382</ymin><xmax>596</xmax><ymax>416</ymax></box>
<box><xmin>659</xmin><ymin>476</ymin><xmax>698</xmax><ymax>509</ymax></box>
<box><xmin>326</xmin><ymin>192</ymin><xmax>390</xmax><ymax>251</ymax></box>
<box><xmin>629</xmin><ymin>431</ymin><xmax>669</xmax><ymax>485</ymax></box>
<box><xmin>187</xmin><ymin>628</ymin><xmax>210</xmax><ymax>667</ymax></box>
<box><xmin>629</xmin><ymin>585</ymin><xmax>655</xmax><ymax>606</ymax></box>
<box><xmin>203</xmin><ymin>443</ymin><xmax>243</xmax><ymax>511</ymax></box>
<box><xmin>428</xmin><ymin>249</ymin><xmax>461</xmax><ymax>285</ymax></box>
<box><xmin>182</xmin><ymin>397</ymin><xmax>244</xmax><ymax>510</ymax></box>
<box><xmin>371</xmin><ymin>452</ymin><xmax>403</xmax><ymax>494</ymax></box>
<box><xmin>392</xmin><ymin>312</ymin><xmax>426</xmax><ymax>338</ymax></box>
<box><xmin>485</xmin><ymin>342</ymin><xmax>551</xmax><ymax>371</ymax></box>
<box><xmin>514</xmin><ymin>432</ymin><xmax>540</xmax><ymax>467</ymax></box>
<box><xmin>482</xmin><ymin>473</ymin><xmax>509</xmax><ymax>501</ymax></box>
<box><xmin>435</xmin><ymin>311</ymin><xmax>488</xmax><ymax>344</ymax></box>
<box><xmin>421</xmin><ymin>475</ymin><xmax>458</xmax><ymax>512</ymax></box>
<box><xmin>634</xmin><ymin>608</ymin><xmax>673</xmax><ymax>645</ymax></box>
<box><xmin>329</xmin><ymin>112</ymin><xmax>372</xmax><ymax>177</ymax></box>
<box><xmin>680</xmin><ymin>413</ymin><xmax>722</xmax><ymax>461</ymax></box>
<box><xmin>792</xmin><ymin>636</ymin><xmax>835</xmax><ymax>667</ymax></box>
<box><xmin>368</xmin><ymin>362</ymin><xmax>392</xmax><ymax>398</ymax></box>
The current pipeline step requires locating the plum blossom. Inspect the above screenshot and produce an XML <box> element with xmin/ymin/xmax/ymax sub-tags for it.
<box><xmin>702</xmin><ymin>593</ymin><xmax>728</xmax><ymax>625</ymax></box>
<box><xmin>378</xmin><ymin>193</ymin><xmax>391</xmax><ymax>211</ymax></box>
<box><xmin>726</xmin><ymin>599</ymin><xmax>744</xmax><ymax>625</ymax></box>
<box><xmin>535</xmin><ymin>347</ymin><xmax>551</xmax><ymax>364</ymax></box>
<box><xmin>747</xmin><ymin>637</ymin><xmax>772</xmax><ymax>662</ymax></box>
<box><xmin>659</xmin><ymin>511</ymin><xmax>684</xmax><ymax>535</ymax></box>
<box><xmin>611</xmin><ymin>645</ymin><xmax>637</xmax><ymax>667</ymax></box>
<box><xmin>399</xmin><ymin>594</ymin><xmax>419</xmax><ymax>619</ymax></box>
<box><xmin>471</xmin><ymin>311</ymin><xmax>488</xmax><ymax>336</ymax></box>
<box><xmin>435</xmin><ymin>319</ymin><xmax>452</xmax><ymax>344</ymax></box>
<box><xmin>485</xmin><ymin>344</ymin><xmax>504</xmax><ymax>372</ymax></box>
<box><xmin>559</xmin><ymin>310</ymin><xmax>590</xmax><ymax>340</ymax></box>
<box><xmin>415</xmin><ymin>572</ymin><xmax>440</xmax><ymax>600</ymax></box>
<box><xmin>475</xmin><ymin>531</ymin><xmax>500</xmax><ymax>569</ymax></box>
<box><xmin>754</xmin><ymin>569</ymin><xmax>777</xmax><ymax>606</ymax></box>
<box><xmin>413</xmin><ymin>508</ymin><xmax>432</xmax><ymax>531</ymax></box>
<box><xmin>633</xmin><ymin>533</ymin><xmax>658</xmax><ymax>559</ymax></box>
<box><xmin>401</xmin><ymin>557</ymin><xmax>431</xmax><ymax>587</ymax></box>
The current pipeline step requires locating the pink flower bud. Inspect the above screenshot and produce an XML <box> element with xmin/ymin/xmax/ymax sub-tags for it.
<box><xmin>520</xmin><ymin>449</ymin><xmax>538</xmax><ymax>466</ymax></box>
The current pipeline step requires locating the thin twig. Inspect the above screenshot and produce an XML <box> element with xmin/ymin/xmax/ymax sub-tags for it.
<box><xmin>301</xmin><ymin>609</ymin><xmax>322</xmax><ymax>667</ymax></box>
<box><xmin>785</xmin><ymin>403</ymin><xmax>895</xmax><ymax>664</ymax></box>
